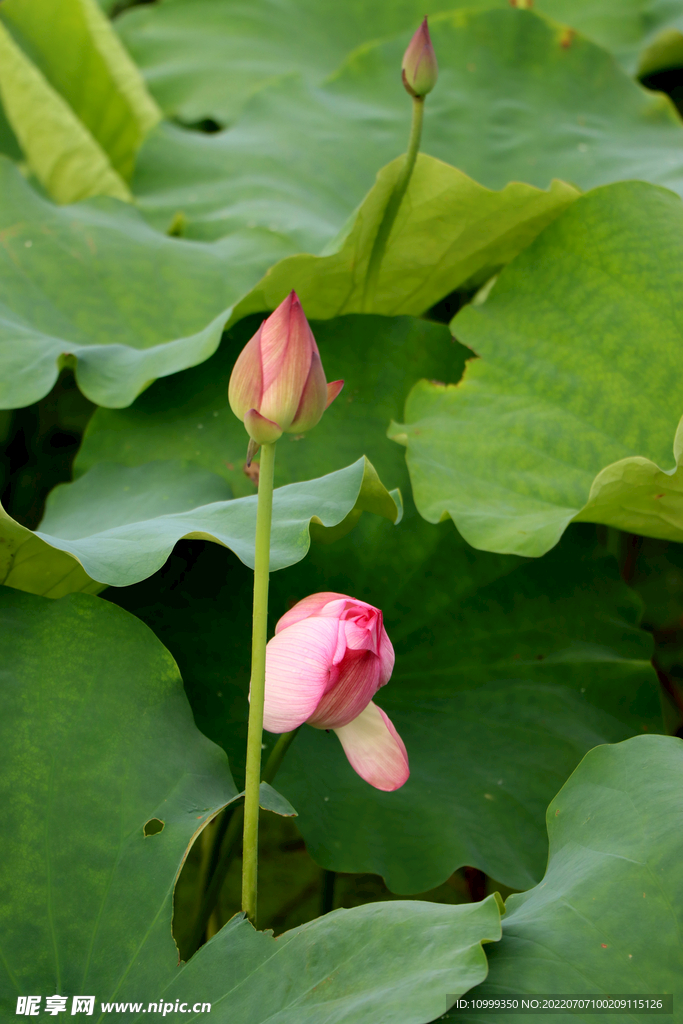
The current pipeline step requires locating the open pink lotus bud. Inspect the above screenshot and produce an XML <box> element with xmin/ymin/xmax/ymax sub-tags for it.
<box><xmin>402</xmin><ymin>18</ymin><xmax>438</xmax><ymax>98</ymax></box>
<box><xmin>261</xmin><ymin>592</ymin><xmax>409</xmax><ymax>792</ymax></box>
<box><xmin>228</xmin><ymin>291</ymin><xmax>344</xmax><ymax>445</ymax></box>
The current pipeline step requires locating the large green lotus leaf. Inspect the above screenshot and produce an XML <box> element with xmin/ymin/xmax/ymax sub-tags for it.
<box><xmin>0</xmin><ymin>159</ymin><xmax>292</xmax><ymax>410</ymax></box>
<box><xmin>108</xmin><ymin>519</ymin><xmax>663</xmax><ymax>893</ymax></box>
<box><xmin>0</xmin><ymin>587</ymin><xmax>502</xmax><ymax>1021</ymax></box>
<box><xmin>76</xmin><ymin>315</ymin><xmax>469</xmax><ymax>498</ymax></box>
<box><xmin>227</xmin><ymin>162</ymin><xmax>576</xmax><ymax>323</ymax></box>
<box><xmin>0</xmin><ymin>457</ymin><xmax>399</xmax><ymax>597</ymax></box>
<box><xmin>115</xmin><ymin>0</ymin><xmax>683</xmax><ymax>125</ymax></box>
<box><xmin>390</xmin><ymin>181</ymin><xmax>683</xmax><ymax>558</ymax></box>
<box><xmin>131</xmin><ymin>9</ymin><xmax>683</xmax><ymax>243</ymax></box>
<box><xmin>442</xmin><ymin>735</ymin><xmax>683</xmax><ymax>1022</ymax></box>
<box><xmin>0</xmin><ymin>0</ymin><xmax>160</xmax><ymax>183</ymax></box>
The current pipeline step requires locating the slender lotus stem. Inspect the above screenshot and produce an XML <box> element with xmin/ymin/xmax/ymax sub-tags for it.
<box><xmin>188</xmin><ymin>729</ymin><xmax>300</xmax><ymax>953</ymax></box>
<box><xmin>363</xmin><ymin>96</ymin><xmax>425</xmax><ymax>311</ymax></box>
<box><xmin>242</xmin><ymin>440</ymin><xmax>277</xmax><ymax>923</ymax></box>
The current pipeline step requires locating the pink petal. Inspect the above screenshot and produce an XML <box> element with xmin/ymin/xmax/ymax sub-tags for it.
<box><xmin>333</xmin><ymin>702</ymin><xmax>409</xmax><ymax>791</ymax></box>
<box><xmin>289</xmin><ymin>352</ymin><xmax>328</xmax><ymax>432</ymax></box>
<box><xmin>263</xmin><ymin>617</ymin><xmax>340</xmax><ymax>733</ymax></box>
<box><xmin>227</xmin><ymin>322</ymin><xmax>264</xmax><ymax>420</ymax></box>
<box><xmin>308</xmin><ymin>648</ymin><xmax>381</xmax><ymax>728</ymax></box>
<box><xmin>378</xmin><ymin>626</ymin><xmax>395</xmax><ymax>686</ymax></box>
<box><xmin>325</xmin><ymin>380</ymin><xmax>344</xmax><ymax>409</ymax></box>
<box><xmin>275</xmin><ymin>592</ymin><xmax>350</xmax><ymax>634</ymax></box>
<box><xmin>260</xmin><ymin>292</ymin><xmax>314</xmax><ymax>430</ymax></box>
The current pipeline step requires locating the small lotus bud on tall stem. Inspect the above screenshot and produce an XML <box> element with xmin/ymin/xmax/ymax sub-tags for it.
<box><xmin>363</xmin><ymin>19</ymin><xmax>438</xmax><ymax>311</ymax></box>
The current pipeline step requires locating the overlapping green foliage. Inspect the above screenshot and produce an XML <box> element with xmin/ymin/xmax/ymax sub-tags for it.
<box><xmin>116</xmin><ymin>0</ymin><xmax>683</xmax><ymax>121</ymax></box>
<box><xmin>449</xmin><ymin>736</ymin><xmax>683</xmax><ymax>1019</ymax></box>
<box><xmin>1</xmin><ymin>0</ymin><xmax>681</xmax><ymax>1016</ymax></box>
<box><xmin>131</xmin><ymin>10</ymin><xmax>683</xmax><ymax>240</ymax></box>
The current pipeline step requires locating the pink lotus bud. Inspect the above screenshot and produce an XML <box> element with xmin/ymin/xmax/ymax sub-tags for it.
<box><xmin>402</xmin><ymin>18</ymin><xmax>438</xmax><ymax>98</ymax></box>
<box><xmin>228</xmin><ymin>291</ymin><xmax>344</xmax><ymax>445</ymax></box>
<box><xmin>261</xmin><ymin>592</ymin><xmax>409</xmax><ymax>791</ymax></box>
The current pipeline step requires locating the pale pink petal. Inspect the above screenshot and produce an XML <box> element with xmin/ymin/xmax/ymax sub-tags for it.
<box><xmin>378</xmin><ymin>626</ymin><xmax>395</xmax><ymax>686</ymax></box>
<box><xmin>325</xmin><ymin>380</ymin><xmax>344</xmax><ymax>409</ymax></box>
<box><xmin>261</xmin><ymin>293</ymin><xmax>314</xmax><ymax>430</ymax></box>
<box><xmin>289</xmin><ymin>352</ymin><xmax>328</xmax><ymax>432</ymax></box>
<box><xmin>339</xmin><ymin>616</ymin><xmax>376</xmax><ymax>654</ymax></box>
<box><xmin>308</xmin><ymin>649</ymin><xmax>381</xmax><ymax>729</ymax></box>
<box><xmin>262</xmin><ymin>617</ymin><xmax>340</xmax><ymax>732</ymax></box>
<box><xmin>275</xmin><ymin>593</ymin><xmax>350</xmax><ymax>634</ymax></box>
<box><xmin>227</xmin><ymin>323</ymin><xmax>264</xmax><ymax>420</ymax></box>
<box><xmin>333</xmin><ymin>702</ymin><xmax>409</xmax><ymax>791</ymax></box>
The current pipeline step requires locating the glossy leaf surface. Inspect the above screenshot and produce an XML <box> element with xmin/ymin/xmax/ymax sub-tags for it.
<box><xmin>0</xmin><ymin>457</ymin><xmax>399</xmax><ymax>596</ymax></box>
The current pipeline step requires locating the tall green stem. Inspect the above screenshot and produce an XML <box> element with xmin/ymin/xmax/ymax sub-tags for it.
<box><xmin>363</xmin><ymin>96</ymin><xmax>424</xmax><ymax>311</ymax></box>
<box><xmin>241</xmin><ymin>441</ymin><xmax>276</xmax><ymax>923</ymax></box>
<box><xmin>188</xmin><ymin>729</ymin><xmax>300</xmax><ymax>954</ymax></box>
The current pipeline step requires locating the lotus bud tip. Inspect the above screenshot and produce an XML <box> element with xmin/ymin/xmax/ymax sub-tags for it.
<box><xmin>402</xmin><ymin>17</ymin><xmax>438</xmax><ymax>98</ymax></box>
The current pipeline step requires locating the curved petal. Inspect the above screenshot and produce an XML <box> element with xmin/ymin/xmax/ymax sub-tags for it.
<box><xmin>378</xmin><ymin>626</ymin><xmax>395</xmax><ymax>686</ymax></box>
<box><xmin>244</xmin><ymin>408</ymin><xmax>282</xmax><ymax>445</ymax></box>
<box><xmin>288</xmin><ymin>352</ymin><xmax>327</xmax><ymax>432</ymax></box>
<box><xmin>333</xmin><ymin>702</ymin><xmax>410</xmax><ymax>791</ymax></box>
<box><xmin>275</xmin><ymin>592</ymin><xmax>350</xmax><ymax>634</ymax></box>
<box><xmin>262</xmin><ymin>617</ymin><xmax>340</xmax><ymax>732</ymax></box>
<box><xmin>227</xmin><ymin>322</ymin><xmax>264</xmax><ymax>420</ymax></box>
<box><xmin>341</xmin><ymin>607</ymin><xmax>381</xmax><ymax>654</ymax></box>
<box><xmin>325</xmin><ymin>380</ymin><xmax>344</xmax><ymax>409</ymax></box>
<box><xmin>261</xmin><ymin>292</ymin><xmax>314</xmax><ymax>430</ymax></box>
<box><xmin>308</xmin><ymin>648</ymin><xmax>380</xmax><ymax>729</ymax></box>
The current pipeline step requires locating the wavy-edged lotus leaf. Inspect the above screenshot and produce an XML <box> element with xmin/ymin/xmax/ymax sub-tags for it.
<box><xmin>0</xmin><ymin>587</ymin><xmax>502</xmax><ymax>1021</ymax></box>
<box><xmin>445</xmin><ymin>735</ymin><xmax>683</xmax><ymax>1020</ymax></box>
<box><xmin>76</xmin><ymin>315</ymin><xmax>470</xmax><ymax>498</ymax></box>
<box><xmin>109</xmin><ymin>519</ymin><xmax>662</xmax><ymax>893</ymax></box>
<box><xmin>390</xmin><ymin>181</ymin><xmax>683</xmax><ymax>557</ymax></box>
<box><xmin>0</xmin><ymin>457</ymin><xmax>400</xmax><ymax>597</ymax></box>
<box><xmin>0</xmin><ymin>159</ymin><xmax>292</xmax><ymax>410</ymax></box>
<box><xmin>131</xmin><ymin>10</ymin><xmax>683</xmax><ymax>243</ymax></box>
<box><xmin>116</xmin><ymin>0</ymin><xmax>683</xmax><ymax>125</ymax></box>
